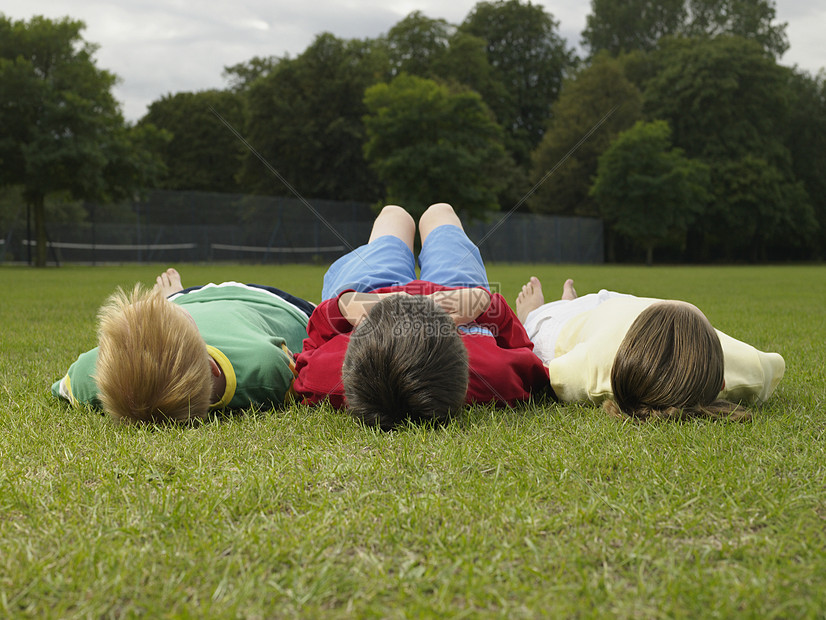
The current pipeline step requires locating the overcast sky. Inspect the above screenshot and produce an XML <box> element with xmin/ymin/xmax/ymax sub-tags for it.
<box><xmin>5</xmin><ymin>1</ymin><xmax>825</xmax><ymax>122</ymax></box>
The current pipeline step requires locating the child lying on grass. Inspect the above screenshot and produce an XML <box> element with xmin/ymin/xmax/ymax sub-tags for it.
<box><xmin>516</xmin><ymin>277</ymin><xmax>785</xmax><ymax>421</ymax></box>
<box><xmin>292</xmin><ymin>203</ymin><xmax>549</xmax><ymax>430</ymax></box>
<box><xmin>52</xmin><ymin>268</ymin><xmax>313</xmax><ymax>423</ymax></box>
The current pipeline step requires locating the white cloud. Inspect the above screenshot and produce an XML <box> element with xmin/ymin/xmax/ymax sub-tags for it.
<box><xmin>3</xmin><ymin>0</ymin><xmax>824</xmax><ymax>122</ymax></box>
<box><xmin>781</xmin><ymin>6</ymin><xmax>826</xmax><ymax>74</ymax></box>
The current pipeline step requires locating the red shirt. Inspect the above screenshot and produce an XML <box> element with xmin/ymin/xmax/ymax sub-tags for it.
<box><xmin>293</xmin><ymin>281</ymin><xmax>549</xmax><ymax>408</ymax></box>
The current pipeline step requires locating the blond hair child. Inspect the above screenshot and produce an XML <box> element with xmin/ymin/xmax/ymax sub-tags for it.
<box><xmin>53</xmin><ymin>268</ymin><xmax>313</xmax><ymax>423</ymax></box>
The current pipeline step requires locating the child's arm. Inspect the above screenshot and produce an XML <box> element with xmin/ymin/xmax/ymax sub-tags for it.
<box><xmin>429</xmin><ymin>288</ymin><xmax>492</xmax><ymax>326</ymax></box>
<box><xmin>337</xmin><ymin>291</ymin><xmax>412</xmax><ymax>326</ymax></box>
<box><xmin>293</xmin><ymin>297</ymin><xmax>352</xmax><ymax>408</ymax></box>
<box><xmin>339</xmin><ymin>288</ymin><xmax>492</xmax><ymax>326</ymax></box>
<box><xmin>51</xmin><ymin>348</ymin><xmax>103</xmax><ymax>408</ymax></box>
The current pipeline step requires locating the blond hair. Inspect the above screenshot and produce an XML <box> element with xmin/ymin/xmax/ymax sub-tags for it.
<box><xmin>605</xmin><ymin>301</ymin><xmax>749</xmax><ymax>422</ymax></box>
<box><xmin>94</xmin><ymin>285</ymin><xmax>213</xmax><ymax>423</ymax></box>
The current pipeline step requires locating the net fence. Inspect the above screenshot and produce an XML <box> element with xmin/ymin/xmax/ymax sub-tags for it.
<box><xmin>2</xmin><ymin>191</ymin><xmax>603</xmax><ymax>265</ymax></box>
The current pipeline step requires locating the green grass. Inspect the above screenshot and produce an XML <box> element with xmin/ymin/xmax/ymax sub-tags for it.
<box><xmin>1</xmin><ymin>263</ymin><xmax>825</xmax><ymax>618</ymax></box>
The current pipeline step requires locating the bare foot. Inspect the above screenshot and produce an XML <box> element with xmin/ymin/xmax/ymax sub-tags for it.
<box><xmin>561</xmin><ymin>278</ymin><xmax>577</xmax><ymax>301</ymax></box>
<box><xmin>154</xmin><ymin>267</ymin><xmax>184</xmax><ymax>297</ymax></box>
<box><xmin>516</xmin><ymin>276</ymin><xmax>545</xmax><ymax>323</ymax></box>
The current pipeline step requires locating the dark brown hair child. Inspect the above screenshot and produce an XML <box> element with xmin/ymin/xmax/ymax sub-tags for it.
<box><xmin>293</xmin><ymin>203</ymin><xmax>549</xmax><ymax>430</ymax></box>
<box><xmin>342</xmin><ymin>294</ymin><xmax>469</xmax><ymax>430</ymax></box>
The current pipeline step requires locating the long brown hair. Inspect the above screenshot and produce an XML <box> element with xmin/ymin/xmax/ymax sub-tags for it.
<box><xmin>95</xmin><ymin>285</ymin><xmax>213</xmax><ymax>423</ymax></box>
<box><xmin>605</xmin><ymin>301</ymin><xmax>749</xmax><ymax>421</ymax></box>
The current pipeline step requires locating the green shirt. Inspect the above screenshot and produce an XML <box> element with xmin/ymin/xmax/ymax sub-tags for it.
<box><xmin>52</xmin><ymin>282</ymin><xmax>310</xmax><ymax>411</ymax></box>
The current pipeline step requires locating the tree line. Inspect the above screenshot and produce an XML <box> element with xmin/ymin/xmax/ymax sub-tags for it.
<box><xmin>2</xmin><ymin>0</ymin><xmax>824</xmax><ymax>266</ymax></box>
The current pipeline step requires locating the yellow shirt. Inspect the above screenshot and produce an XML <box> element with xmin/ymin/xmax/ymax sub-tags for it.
<box><xmin>533</xmin><ymin>295</ymin><xmax>785</xmax><ymax>405</ymax></box>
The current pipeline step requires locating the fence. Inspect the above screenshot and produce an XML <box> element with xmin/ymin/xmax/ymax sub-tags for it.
<box><xmin>1</xmin><ymin>191</ymin><xmax>603</xmax><ymax>265</ymax></box>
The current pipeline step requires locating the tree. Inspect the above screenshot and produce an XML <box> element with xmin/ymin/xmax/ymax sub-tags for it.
<box><xmin>384</xmin><ymin>11</ymin><xmax>452</xmax><ymax>78</ymax></box>
<box><xmin>379</xmin><ymin>12</ymin><xmax>520</xmax><ymax>205</ymax></box>
<box><xmin>461</xmin><ymin>0</ymin><xmax>577</xmax><ymax>167</ymax></box>
<box><xmin>784</xmin><ymin>69</ymin><xmax>826</xmax><ymax>258</ymax></box>
<box><xmin>529</xmin><ymin>52</ymin><xmax>643</xmax><ymax>217</ymax></box>
<box><xmin>363</xmin><ymin>74</ymin><xmax>512</xmax><ymax>219</ymax></box>
<box><xmin>684</xmin><ymin>0</ymin><xmax>788</xmax><ymax>57</ymax></box>
<box><xmin>239</xmin><ymin>33</ymin><xmax>387</xmax><ymax>202</ymax></box>
<box><xmin>434</xmin><ymin>31</ymin><xmax>501</xmax><ymax>98</ymax></box>
<box><xmin>644</xmin><ymin>35</ymin><xmax>810</xmax><ymax>259</ymax></box>
<box><xmin>139</xmin><ymin>89</ymin><xmax>246</xmax><ymax>193</ymax></box>
<box><xmin>711</xmin><ymin>156</ymin><xmax>815</xmax><ymax>261</ymax></box>
<box><xmin>0</xmin><ymin>15</ymin><xmax>164</xmax><ymax>266</ymax></box>
<box><xmin>645</xmin><ymin>36</ymin><xmax>788</xmax><ymax>162</ymax></box>
<box><xmin>382</xmin><ymin>12</ymin><xmax>506</xmax><ymax>111</ymax></box>
<box><xmin>590</xmin><ymin>120</ymin><xmax>710</xmax><ymax>264</ymax></box>
<box><xmin>0</xmin><ymin>186</ymin><xmax>25</xmax><ymax>248</ymax></box>
<box><xmin>223</xmin><ymin>55</ymin><xmax>280</xmax><ymax>91</ymax></box>
<box><xmin>582</xmin><ymin>0</ymin><xmax>685</xmax><ymax>56</ymax></box>
<box><xmin>582</xmin><ymin>0</ymin><xmax>788</xmax><ymax>58</ymax></box>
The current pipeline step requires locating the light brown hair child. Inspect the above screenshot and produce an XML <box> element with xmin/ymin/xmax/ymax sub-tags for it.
<box><xmin>604</xmin><ymin>301</ymin><xmax>748</xmax><ymax>421</ymax></box>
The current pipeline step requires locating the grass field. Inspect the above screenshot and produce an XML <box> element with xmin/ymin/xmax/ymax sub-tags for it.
<box><xmin>1</xmin><ymin>262</ymin><xmax>825</xmax><ymax>618</ymax></box>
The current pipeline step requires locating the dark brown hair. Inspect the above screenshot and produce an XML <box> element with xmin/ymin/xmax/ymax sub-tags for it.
<box><xmin>342</xmin><ymin>295</ymin><xmax>469</xmax><ymax>430</ymax></box>
<box><xmin>605</xmin><ymin>301</ymin><xmax>749</xmax><ymax>421</ymax></box>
